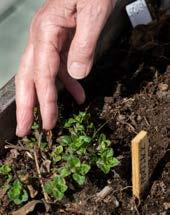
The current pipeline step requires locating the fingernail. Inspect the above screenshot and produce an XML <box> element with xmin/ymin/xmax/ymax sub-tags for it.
<box><xmin>69</xmin><ymin>62</ymin><xmax>87</xmax><ymax>79</ymax></box>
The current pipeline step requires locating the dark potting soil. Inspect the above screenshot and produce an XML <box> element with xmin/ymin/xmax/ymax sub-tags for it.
<box><xmin>0</xmin><ymin>10</ymin><xmax>169</xmax><ymax>215</ymax></box>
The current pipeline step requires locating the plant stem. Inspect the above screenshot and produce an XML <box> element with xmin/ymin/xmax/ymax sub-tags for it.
<box><xmin>33</xmin><ymin>147</ymin><xmax>50</xmax><ymax>203</ymax></box>
<box><xmin>92</xmin><ymin>121</ymin><xmax>108</xmax><ymax>139</ymax></box>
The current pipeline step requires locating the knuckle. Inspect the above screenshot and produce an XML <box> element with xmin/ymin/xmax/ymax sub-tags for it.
<box><xmin>30</xmin><ymin>10</ymin><xmax>62</xmax><ymax>47</ymax></box>
<box><xmin>33</xmin><ymin>74</ymin><xmax>49</xmax><ymax>89</ymax></box>
<box><xmin>34</xmin><ymin>68</ymin><xmax>55</xmax><ymax>84</ymax></box>
<box><xmin>30</xmin><ymin>8</ymin><xmax>46</xmax><ymax>36</ymax></box>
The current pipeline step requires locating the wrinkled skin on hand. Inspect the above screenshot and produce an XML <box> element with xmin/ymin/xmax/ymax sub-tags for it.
<box><xmin>15</xmin><ymin>0</ymin><xmax>116</xmax><ymax>137</ymax></box>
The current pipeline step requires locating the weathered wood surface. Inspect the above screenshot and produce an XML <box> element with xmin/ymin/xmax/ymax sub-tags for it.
<box><xmin>0</xmin><ymin>77</ymin><xmax>16</xmax><ymax>141</ymax></box>
<box><xmin>131</xmin><ymin>131</ymin><xmax>149</xmax><ymax>199</ymax></box>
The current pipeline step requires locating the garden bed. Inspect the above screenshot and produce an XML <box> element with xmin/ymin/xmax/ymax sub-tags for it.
<box><xmin>0</xmin><ymin>8</ymin><xmax>169</xmax><ymax>215</ymax></box>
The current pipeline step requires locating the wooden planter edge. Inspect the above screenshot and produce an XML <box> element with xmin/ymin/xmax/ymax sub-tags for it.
<box><xmin>0</xmin><ymin>77</ymin><xmax>16</xmax><ymax>141</ymax></box>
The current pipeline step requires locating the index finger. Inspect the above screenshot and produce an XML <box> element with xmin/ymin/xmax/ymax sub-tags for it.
<box><xmin>15</xmin><ymin>43</ymin><xmax>36</xmax><ymax>137</ymax></box>
<box><xmin>33</xmin><ymin>40</ymin><xmax>60</xmax><ymax>130</ymax></box>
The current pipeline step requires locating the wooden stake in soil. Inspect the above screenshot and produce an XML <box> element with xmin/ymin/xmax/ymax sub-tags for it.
<box><xmin>131</xmin><ymin>130</ymin><xmax>149</xmax><ymax>199</ymax></box>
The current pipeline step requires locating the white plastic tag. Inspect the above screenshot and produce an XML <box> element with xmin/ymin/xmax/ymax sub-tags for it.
<box><xmin>126</xmin><ymin>0</ymin><xmax>152</xmax><ymax>28</ymax></box>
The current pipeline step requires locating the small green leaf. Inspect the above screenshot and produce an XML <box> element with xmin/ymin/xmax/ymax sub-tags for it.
<box><xmin>14</xmin><ymin>190</ymin><xmax>28</xmax><ymax>205</ymax></box>
<box><xmin>52</xmin><ymin>188</ymin><xmax>65</xmax><ymax>201</ymax></box>
<box><xmin>99</xmin><ymin>148</ymin><xmax>113</xmax><ymax>159</ymax></box>
<box><xmin>64</xmin><ymin>118</ymin><xmax>77</xmax><ymax>128</ymax></box>
<box><xmin>70</xmin><ymin>136</ymin><xmax>84</xmax><ymax>149</ymax></box>
<box><xmin>8</xmin><ymin>180</ymin><xmax>21</xmax><ymax>198</ymax></box>
<box><xmin>68</xmin><ymin>156</ymin><xmax>81</xmax><ymax>170</ymax></box>
<box><xmin>51</xmin><ymin>146</ymin><xmax>63</xmax><ymax>163</ymax></box>
<box><xmin>0</xmin><ymin>164</ymin><xmax>11</xmax><ymax>175</ymax></box>
<box><xmin>70</xmin><ymin>135</ymin><xmax>91</xmax><ymax>151</ymax></box>
<box><xmin>79</xmin><ymin>136</ymin><xmax>92</xmax><ymax>144</ymax></box>
<box><xmin>108</xmin><ymin>157</ymin><xmax>119</xmax><ymax>167</ymax></box>
<box><xmin>76</xmin><ymin>147</ymin><xmax>87</xmax><ymax>155</ymax></box>
<box><xmin>54</xmin><ymin>177</ymin><xmax>68</xmax><ymax>193</ymax></box>
<box><xmin>53</xmin><ymin>155</ymin><xmax>62</xmax><ymax>163</ymax></box>
<box><xmin>98</xmin><ymin>134</ymin><xmax>111</xmax><ymax>150</ymax></box>
<box><xmin>45</xmin><ymin>176</ymin><xmax>68</xmax><ymax>201</ymax></box>
<box><xmin>74</xmin><ymin>124</ymin><xmax>85</xmax><ymax>133</ymax></box>
<box><xmin>96</xmin><ymin>160</ymin><xmax>110</xmax><ymax>174</ymax></box>
<box><xmin>87</xmin><ymin>122</ymin><xmax>94</xmax><ymax>129</ymax></box>
<box><xmin>96</xmin><ymin>148</ymin><xmax>119</xmax><ymax>174</ymax></box>
<box><xmin>58</xmin><ymin>167</ymin><xmax>71</xmax><ymax>177</ymax></box>
<box><xmin>57</xmin><ymin>136</ymin><xmax>71</xmax><ymax>146</ymax></box>
<box><xmin>7</xmin><ymin>180</ymin><xmax>28</xmax><ymax>205</ymax></box>
<box><xmin>31</xmin><ymin>122</ymin><xmax>39</xmax><ymax>130</ymax></box>
<box><xmin>72</xmin><ymin>173</ymin><xmax>85</xmax><ymax>186</ymax></box>
<box><xmin>74</xmin><ymin>112</ymin><xmax>87</xmax><ymax>123</ymax></box>
<box><xmin>55</xmin><ymin>146</ymin><xmax>63</xmax><ymax>154</ymax></box>
<box><xmin>44</xmin><ymin>181</ymin><xmax>53</xmax><ymax>194</ymax></box>
<box><xmin>78</xmin><ymin>164</ymin><xmax>91</xmax><ymax>175</ymax></box>
<box><xmin>40</xmin><ymin>142</ymin><xmax>48</xmax><ymax>151</ymax></box>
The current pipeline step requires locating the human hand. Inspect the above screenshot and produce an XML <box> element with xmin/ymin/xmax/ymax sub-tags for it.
<box><xmin>15</xmin><ymin>0</ymin><xmax>115</xmax><ymax>137</ymax></box>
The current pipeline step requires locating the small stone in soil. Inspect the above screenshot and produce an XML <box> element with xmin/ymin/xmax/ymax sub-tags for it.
<box><xmin>158</xmin><ymin>83</ymin><xmax>168</xmax><ymax>91</ymax></box>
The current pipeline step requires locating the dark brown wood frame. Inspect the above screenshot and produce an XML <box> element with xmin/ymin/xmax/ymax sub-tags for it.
<box><xmin>0</xmin><ymin>77</ymin><xmax>16</xmax><ymax>141</ymax></box>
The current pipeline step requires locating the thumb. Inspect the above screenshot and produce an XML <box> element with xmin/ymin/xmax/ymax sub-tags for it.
<box><xmin>67</xmin><ymin>0</ymin><xmax>113</xmax><ymax>80</ymax></box>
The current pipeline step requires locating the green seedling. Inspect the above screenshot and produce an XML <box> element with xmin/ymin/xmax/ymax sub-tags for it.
<box><xmin>31</xmin><ymin>122</ymin><xmax>39</xmax><ymax>130</ymax></box>
<box><xmin>58</xmin><ymin>163</ymin><xmax>90</xmax><ymax>186</ymax></box>
<box><xmin>65</xmin><ymin>155</ymin><xmax>90</xmax><ymax>185</ymax></box>
<box><xmin>7</xmin><ymin>179</ymin><xmax>28</xmax><ymax>205</ymax></box>
<box><xmin>0</xmin><ymin>164</ymin><xmax>12</xmax><ymax>195</ymax></box>
<box><xmin>4</xmin><ymin>111</ymin><xmax>119</xmax><ymax>202</ymax></box>
<box><xmin>45</xmin><ymin>111</ymin><xmax>119</xmax><ymax>200</ymax></box>
<box><xmin>0</xmin><ymin>164</ymin><xmax>11</xmax><ymax>176</ymax></box>
<box><xmin>72</xmin><ymin>163</ymin><xmax>91</xmax><ymax>185</ymax></box>
<box><xmin>45</xmin><ymin>176</ymin><xmax>68</xmax><ymax>201</ymax></box>
<box><xmin>96</xmin><ymin>148</ymin><xmax>119</xmax><ymax>174</ymax></box>
<box><xmin>0</xmin><ymin>111</ymin><xmax>119</xmax><ymax>206</ymax></box>
<box><xmin>0</xmin><ymin>164</ymin><xmax>12</xmax><ymax>183</ymax></box>
<box><xmin>51</xmin><ymin>145</ymin><xmax>63</xmax><ymax>163</ymax></box>
<box><xmin>96</xmin><ymin>134</ymin><xmax>119</xmax><ymax>174</ymax></box>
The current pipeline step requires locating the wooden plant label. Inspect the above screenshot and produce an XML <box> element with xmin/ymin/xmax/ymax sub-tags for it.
<box><xmin>131</xmin><ymin>130</ymin><xmax>149</xmax><ymax>199</ymax></box>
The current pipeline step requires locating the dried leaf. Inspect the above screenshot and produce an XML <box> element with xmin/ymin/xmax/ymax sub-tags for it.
<box><xmin>11</xmin><ymin>200</ymin><xmax>42</xmax><ymax>215</ymax></box>
<box><xmin>19</xmin><ymin>173</ymin><xmax>29</xmax><ymax>184</ymax></box>
<box><xmin>25</xmin><ymin>151</ymin><xmax>34</xmax><ymax>160</ymax></box>
<box><xmin>46</xmin><ymin>130</ymin><xmax>53</xmax><ymax>148</ymax></box>
<box><xmin>27</xmin><ymin>185</ymin><xmax>38</xmax><ymax>198</ymax></box>
<box><xmin>40</xmin><ymin>160</ymin><xmax>51</xmax><ymax>173</ymax></box>
<box><xmin>10</xmin><ymin>149</ymin><xmax>20</xmax><ymax>159</ymax></box>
